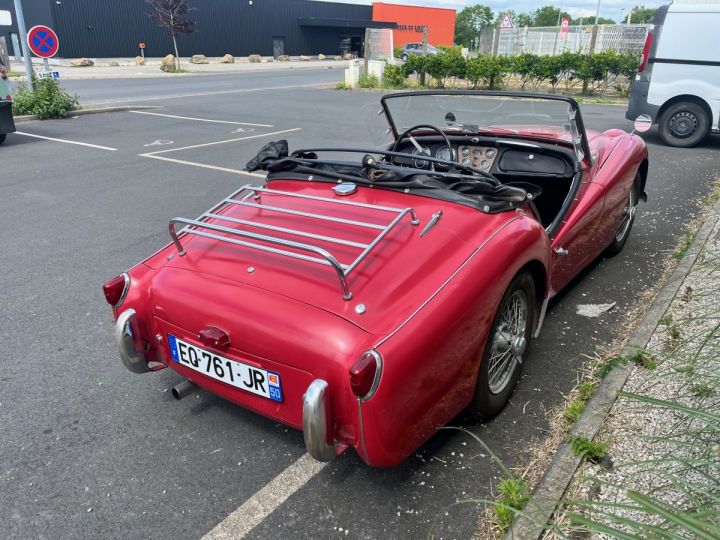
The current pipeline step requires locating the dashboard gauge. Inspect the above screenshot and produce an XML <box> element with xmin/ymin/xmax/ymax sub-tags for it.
<box><xmin>412</xmin><ymin>146</ymin><xmax>431</xmax><ymax>168</ymax></box>
<box><xmin>435</xmin><ymin>146</ymin><xmax>454</xmax><ymax>163</ymax></box>
<box><xmin>462</xmin><ymin>147</ymin><xmax>470</xmax><ymax>157</ymax></box>
<box><xmin>462</xmin><ymin>158</ymin><xmax>471</xmax><ymax>167</ymax></box>
<box><xmin>485</xmin><ymin>148</ymin><xmax>497</xmax><ymax>158</ymax></box>
<box><xmin>480</xmin><ymin>160</ymin><xmax>489</xmax><ymax>169</ymax></box>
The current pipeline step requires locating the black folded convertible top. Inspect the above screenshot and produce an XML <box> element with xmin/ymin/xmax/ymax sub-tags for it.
<box><xmin>246</xmin><ymin>140</ymin><xmax>540</xmax><ymax>214</ymax></box>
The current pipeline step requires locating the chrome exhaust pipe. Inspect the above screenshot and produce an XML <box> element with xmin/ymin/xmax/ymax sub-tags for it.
<box><xmin>172</xmin><ymin>380</ymin><xmax>197</xmax><ymax>400</ymax></box>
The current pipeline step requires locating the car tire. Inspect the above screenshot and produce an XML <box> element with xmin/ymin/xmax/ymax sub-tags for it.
<box><xmin>0</xmin><ymin>133</ymin><xmax>6</xmax><ymax>145</ymax></box>
<box><xmin>401</xmin><ymin>53</ymin><xmax>408</xmax><ymax>62</ymax></box>
<box><xmin>469</xmin><ymin>271</ymin><xmax>535</xmax><ymax>421</ymax></box>
<box><xmin>604</xmin><ymin>173</ymin><xmax>641</xmax><ymax>257</ymax></box>
<box><xmin>658</xmin><ymin>101</ymin><xmax>709</xmax><ymax>148</ymax></box>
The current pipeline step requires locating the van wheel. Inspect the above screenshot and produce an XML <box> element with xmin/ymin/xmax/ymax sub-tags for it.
<box><xmin>0</xmin><ymin>134</ymin><xmax>6</xmax><ymax>145</ymax></box>
<box><xmin>658</xmin><ymin>102</ymin><xmax>709</xmax><ymax>148</ymax></box>
<box><xmin>469</xmin><ymin>272</ymin><xmax>535</xmax><ymax>421</ymax></box>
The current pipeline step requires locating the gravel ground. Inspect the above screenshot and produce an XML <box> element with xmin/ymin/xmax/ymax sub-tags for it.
<box><xmin>555</xmin><ymin>206</ymin><xmax>720</xmax><ymax>536</ymax></box>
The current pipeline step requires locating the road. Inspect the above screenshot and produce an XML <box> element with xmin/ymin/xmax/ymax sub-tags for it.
<box><xmin>59</xmin><ymin>68</ymin><xmax>342</xmax><ymax>104</ymax></box>
<box><xmin>1</xmin><ymin>71</ymin><xmax>719</xmax><ymax>539</ymax></box>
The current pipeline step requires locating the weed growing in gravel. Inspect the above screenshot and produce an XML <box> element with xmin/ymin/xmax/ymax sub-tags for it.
<box><xmin>592</xmin><ymin>355</ymin><xmax>627</xmax><ymax>378</ymax></box>
<box><xmin>673</xmin><ymin>225</ymin><xmax>699</xmax><ymax>260</ymax></box>
<box><xmin>627</xmin><ymin>349</ymin><xmax>657</xmax><ymax>370</ymax></box>
<box><xmin>567</xmin><ymin>435</ymin><xmax>608</xmax><ymax>463</ymax></box>
<box><xmin>493</xmin><ymin>476</ymin><xmax>530</xmax><ymax>532</ymax></box>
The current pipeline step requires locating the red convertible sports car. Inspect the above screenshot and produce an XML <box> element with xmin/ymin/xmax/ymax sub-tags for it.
<box><xmin>103</xmin><ymin>91</ymin><xmax>649</xmax><ymax>467</ymax></box>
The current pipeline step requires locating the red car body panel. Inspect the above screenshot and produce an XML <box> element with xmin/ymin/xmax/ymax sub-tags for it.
<box><xmin>107</xmin><ymin>117</ymin><xmax>648</xmax><ymax>466</ymax></box>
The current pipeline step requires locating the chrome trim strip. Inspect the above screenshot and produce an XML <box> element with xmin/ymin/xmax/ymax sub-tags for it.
<box><xmin>303</xmin><ymin>379</ymin><xmax>336</xmax><ymax>462</ymax></box>
<box><xmin>115</xmin><ymin>309</ymin><xmax>149</xmax><ymax>374</ymax></box>
<box><xmin>496</xmin><ymin>139</ymin><xmax>540</xmax><ymax>148</ymax></box>
<box><xmin>357</xmin><ymin>398</ymin><xmax>368</xmax><ymax>463</ymax></box>
<box><xmin>374</xmin><ymin>217</ymin><xmax>521</xmax><ymax>349</ymax></box>
<box><xmin>114</xmin><ymin>272</ymin><xmax>131</xmax><ymax>309</ymax></box>
<box><xmin>533</xmin><ymin>296</ymin><xmax>550</xmax><ymax>338</ymax></box>
<box><xmin>247</xmin><ymin>185</ymin><xmax>410</xmax><ymax>214</ymax></box>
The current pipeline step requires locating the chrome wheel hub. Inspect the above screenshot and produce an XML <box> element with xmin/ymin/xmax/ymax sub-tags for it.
<box><xmin>488</xmin><ymin>290</ymin><xmax>528</xmax><ymax>395</ymax></box>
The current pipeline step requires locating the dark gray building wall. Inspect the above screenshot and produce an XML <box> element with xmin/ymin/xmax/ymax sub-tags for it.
<box><xmin>1</xmin><ymin>0</ymin><xmax>373</xmax><ymax>58</ymax></box>
<box><xmin>0</xmin><ymin>0</ymin><xmax>54</xmax><ymax>57</ymax></box>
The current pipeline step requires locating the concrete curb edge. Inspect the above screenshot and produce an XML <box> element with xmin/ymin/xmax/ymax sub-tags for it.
<box><xmin>14</xmin><ymin>105</ymin><xmax>159</xmax><ymax>123</ymax></box>
<box><xmin>505</xmin><ymin>198</ymin><xmax>720</xmax><ymax>540</ymax></box>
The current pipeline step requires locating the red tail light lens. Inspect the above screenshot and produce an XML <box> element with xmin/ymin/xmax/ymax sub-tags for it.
<box><xmin>638</xmin><ymin>32</ymin><xmax>653</xmax><ymax>73</ymax></box>
<box><xmin>103</xmin><ymin>273</ymin><xmax>129</xmax><ymax>307</ymax></box>
<box><xmin>199</xmin><ymin>326</ymin><xmax>231</xmax><ymax>348</ymax></box>
<box><xmin>349</xmin><ymin>350</ymin><xmax>382</xmax><ymax>399</ymax></box>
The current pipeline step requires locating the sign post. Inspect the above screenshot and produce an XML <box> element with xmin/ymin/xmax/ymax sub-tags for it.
<box><xmin>27</xmin><ymin>25</ymin><xmax>59</xmax><ymax>78</ymax></box>
<box><xmin>12</xmin><ymin>0</ymin><xmax>34</xmax><ymax>83</ymax></box>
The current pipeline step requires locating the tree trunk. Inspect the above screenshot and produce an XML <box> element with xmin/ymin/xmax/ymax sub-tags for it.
<box><xmin>172</xmin><ymin>33</ymin><xmax>180</xmax><ymax>70</ymax></box>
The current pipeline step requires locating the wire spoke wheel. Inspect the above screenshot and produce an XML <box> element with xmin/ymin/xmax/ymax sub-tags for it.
<box><xmin>487</xmin><ymin>290</ymin><xmax>528</xmax><ymax>394</ymax></box>
<box><xmin>615</xmin><ymin>186</ymin><xmax>637</xmax><ymax>243</ymax></box>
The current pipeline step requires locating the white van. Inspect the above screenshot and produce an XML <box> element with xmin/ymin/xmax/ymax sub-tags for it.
<box><xmin>626</xmin><ymin>1</ymin><xmax>720</xmax><ymax>147</ymax></box>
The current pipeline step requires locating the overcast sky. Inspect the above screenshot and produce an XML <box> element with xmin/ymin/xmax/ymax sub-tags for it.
<box><xmin>317</xmin><ymin>0</ymin><xmax>670</xmax><ymax>20</ymax></box>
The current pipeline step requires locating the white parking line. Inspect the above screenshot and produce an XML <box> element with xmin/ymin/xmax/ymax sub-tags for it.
<box><xmin>98</xmin><ymin>83</ymin><xmax>331</xmax><ymax>104</ymax></box>
<box><xmin>130</xmin><ymin>110</ymin><xmax>274</xmax><ymax>128</ymax></box>
<box><xmin>141</xmin><ymin>128</ymin><xmax>301</xmax><ymax>156</ymax></box>
<box><xmin>14</xmin><ymin>131</ymin><xmax>118</xmax><ymax>151</ymax></box>
<box><xmin>202</xmin><ymin>453</ymin><xmax>327</xmax><ymax>540</ymax></box>
<box><xmin>142</xmin><ymin>154</ymin><xmax>266</xmax><ymax>178</ymax></box>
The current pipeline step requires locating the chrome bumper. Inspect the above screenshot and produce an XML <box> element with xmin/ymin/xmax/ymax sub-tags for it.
<box><xmin>115</xmin><ymin>309</ymin><xmax>149</xmax><ymax>374</ymax></box>
<box><xmin>303</xmin><ymin>379</ymin><xmax>335</xmax><ymax>461</ymax></box>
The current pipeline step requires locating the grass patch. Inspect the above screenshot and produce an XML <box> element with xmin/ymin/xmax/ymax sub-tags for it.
<box><xmin>493</xmin><ymin>476</ymin><xmax>530</xmax><ymax>533</ymax></box>
<box><xmin>6</xmin><ymin>71</ymin><xmax>21</xmax><ymax>78</ymax></box>
<box><xmin>690</xmin><ymin>383</ymin><xmax>714</xmax><ymax>399</ymax></box>
<box><xmin>673</xmin><ymin>225</ymin><xmax>700</xmax><ymax>260</ymax></box>
<box><xmin>357</xmin><ymin>73</ymin><xmax>379</xmax><ymax>88</ymax></box>
<box><xmin>593</xmin><ymin>355</ymin><xmax>628</xmax><ymax>379</ymax></box>
<box><xmin>627</xmin><ymin>349</ymin><xmax>657</xmax><ymax>370</ymax></box>
<box><xmin>567</xmin><ymin>435</ymin><xmax>609</xmax><ymax>463</ymax></box>
<box><xmin>335</xmin><ymin>82</ymin><xmax>351</xmax><ymax>90</ymax></box>
<box><xmin>167</xmin><ymin>67</ymin><xmax>189</xmax><ymax>74</ymax></box>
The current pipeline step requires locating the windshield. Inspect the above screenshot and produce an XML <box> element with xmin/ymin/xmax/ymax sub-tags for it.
<box><xmin>383</xmin><ymin>92</ymin><xmax>577</xmax><ymax>141</ymax></box>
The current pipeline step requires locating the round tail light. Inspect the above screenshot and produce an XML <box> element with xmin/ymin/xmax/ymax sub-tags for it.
<box><xmin>103</xmin><ymin>273</ymin><xmax>130</xmax><ymax>307</ymax></box>
<box><xmin>349</xmin><ymin>350</ymin><xmax>382</xmax><ymax>400</ymax></box>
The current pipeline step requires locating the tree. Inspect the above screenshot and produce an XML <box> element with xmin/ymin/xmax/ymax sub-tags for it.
<box><xmin>455</xmin><ymin>4</ymin><xmax>494</xmax><ymax>47</ymax></box>
<box><xmin>494</xmin><ymin>10</ymin><xmax>532</xmax><ymax>28</ymax></box>
<box><xmin>146</xmin><ymin>0</ymin><xmax>195</xmax><ymax>70</ymax></box>
<box><xmin>628</xmin><ymin>5</ymin><xmax>657</xmax><ymax>23</ymax></box>
<box><xmin>572</xmin><ymin>16</ymin><xmax>617</xmax><ymax>25</ymax></box>
<box><xmin>531</xmin><ymin>5</ymin><xmax>571</xmax><ymax>27</ymax></box>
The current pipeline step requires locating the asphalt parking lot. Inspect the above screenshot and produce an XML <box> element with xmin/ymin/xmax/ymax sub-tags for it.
<box><xmin>2</xmin><ymin>76</ymin><xmax>719</xmax><ymax>539</ymax></box>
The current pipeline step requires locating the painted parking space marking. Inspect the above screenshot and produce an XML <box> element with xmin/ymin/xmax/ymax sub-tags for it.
<box><xmin>144</xmin><ymin>139</ymin><xmax>174</xmax><ymax>147</ymax></box>
<box><xmin>130</xmin><ymin>110</ymin><xmax>273</xmax><ymax>128</ymax></box>
<box><xmin>140</xmin><ymin>128</ymin><xmax>301</xmax><ymax>156</ymax></box>
<box><xmin>202</xmin><ymin>453</ymin><xmax>327</xmax><ymax>540</ymax></box>
<box><xmin>100</xmin><ymin>83</ymin><xmax>333</xmax><ymax>104</ymax></box>
<box><xmin>141</xmin><ymin>155</ymin><xmax>266</xmax><ymax>178</ymax></box>
<box><xmin>14</xmin><ymin>131</ymin><xmax>118</xmax><ymax>151</ymax></box>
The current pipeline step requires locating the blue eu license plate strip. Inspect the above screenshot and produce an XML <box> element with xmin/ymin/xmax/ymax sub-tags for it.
<box><xmin>168</xmin><ymin>334</ymin><xmax>282</xmax><ymax>402</ymax></box>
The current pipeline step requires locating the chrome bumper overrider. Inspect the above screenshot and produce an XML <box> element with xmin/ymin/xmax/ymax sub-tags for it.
<box><xmin>303</xmin><ymin>379</ymin><xmax>335</xmax><ymax>461</ymax></box>
<box><xmin>115</xmin><ymin>309</ymin><xmax>149</xmax><ymax>374</ymax></box>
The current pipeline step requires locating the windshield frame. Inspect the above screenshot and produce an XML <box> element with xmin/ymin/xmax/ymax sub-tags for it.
<box><xmin>380</xmin><ymin>90</ymin><xmax>592</xmax><ymax>164</ymax></box>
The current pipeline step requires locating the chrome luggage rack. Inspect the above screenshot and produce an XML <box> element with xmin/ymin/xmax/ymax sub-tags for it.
<box><xmin>168</xmin><ymin>184</ymin><xmax>419</xmax><ymax>300</ymax></box>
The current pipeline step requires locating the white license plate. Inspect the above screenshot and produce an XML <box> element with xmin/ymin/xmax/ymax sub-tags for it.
<box><xmin>167</xmin><ymin>334</ymin><xmax>283</xmax><ymax>402</ymax></box>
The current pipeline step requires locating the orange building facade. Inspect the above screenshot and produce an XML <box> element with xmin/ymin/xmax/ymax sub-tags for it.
<box><xmin>371</xmin><ymin>2</ymin><xmax>456</xmax><ymax>47</ymax></box>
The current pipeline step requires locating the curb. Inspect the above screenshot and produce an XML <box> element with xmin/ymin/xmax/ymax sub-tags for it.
<box><xmin>13</xmin><ymin>104</ymin><xmax>158</xmax><ymax>123</ymax></box>
<box><xmin>505</xmin><ymin>198</ymin><xmax>720</xmax><ymax>540</ymax></box>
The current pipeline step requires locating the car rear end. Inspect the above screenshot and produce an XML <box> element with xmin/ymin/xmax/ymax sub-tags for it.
<box><xmin>0</xmin><ymin>66</ymin><xmax>15</xmax><ymax>143</ymax></box>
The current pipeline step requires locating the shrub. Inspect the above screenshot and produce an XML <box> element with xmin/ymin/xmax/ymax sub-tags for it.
<box><xmin>393</xmin><ymin>45</ymin><xmax>403</xmax><ymax>59</ymax></box>
<box><xmin>494</xmin><ymin>476</ymin><xmax>530</xmax><ymax>532</ymax></box>
<box><xmin>357</xmin><ymin>73</ymin><xmax>379</xmax><ymax>88</ymax></box>
<box><xmin>568</xmin><ymin>435</ymin><xmax>609</xmax><ymax>463</ymax></box>
<box><xmin>512</xmin><ymin>52</ymin><xmax>547</xmax><ymax>90</ymax></box>
<box><xmin>382</xmin><ymin>62</ymin><xmax>405</xmax><ymax>88</ymax></box>
<box><xmin>402</xmin><ymin>53</ymin><xmax>427</xmax><ymax>78</ymax></box>
<box><xmin>12</xmin><ymin>78</ymin><xmax>78</xmax><ymax>119</ymax></box>
<box><xmin>424</xmin><ymin>46</ymin><xmax>466</xmax><ymax>87</ymax></box>
<box><xmin>466</xmin><ymin>55</ymin><xmax>508</xmax><ymax>89</ymax></box>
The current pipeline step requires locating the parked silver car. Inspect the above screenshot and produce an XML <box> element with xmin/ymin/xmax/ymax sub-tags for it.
<box><xmin>398</xmin><ymin>43</ymin><xmax>438</xmax><ymax>62</ymax></box>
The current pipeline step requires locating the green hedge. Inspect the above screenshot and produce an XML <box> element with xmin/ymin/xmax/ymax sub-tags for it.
<box><xmin>388</xmin><ymin>48</ymin><xmax>639</xmax><ymax>95</ymax></box>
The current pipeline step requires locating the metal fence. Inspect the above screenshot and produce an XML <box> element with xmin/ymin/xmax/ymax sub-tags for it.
<box><xmin>478</xmin><ymin>24</ymin><xmax>648</xmax><ymax>57</ymax></box>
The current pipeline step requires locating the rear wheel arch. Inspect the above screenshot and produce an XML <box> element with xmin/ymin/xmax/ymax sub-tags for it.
<box><xmin>518</xmin><ymin>260</ymin><xmax>547</xmax><ymax>329</ymax></box>
<box><xmin>658</xmin><ymin>94</ymin><xmax>713</xmax><ymax>126</ymax></box>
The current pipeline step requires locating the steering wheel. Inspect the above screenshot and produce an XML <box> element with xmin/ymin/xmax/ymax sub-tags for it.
<box><xmin>390</xmin><ymin>124</ymin><xmax>453</xmax><ymax>169</ymax></box>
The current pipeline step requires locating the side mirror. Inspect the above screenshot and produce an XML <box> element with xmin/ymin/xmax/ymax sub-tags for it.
<box><xmin>633</xmin><ymin>114</ymin><xmax>652</xmax><ymax>133</ymax></box>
